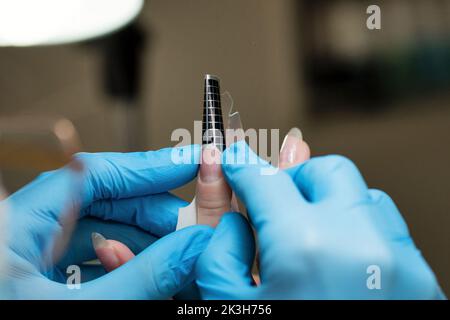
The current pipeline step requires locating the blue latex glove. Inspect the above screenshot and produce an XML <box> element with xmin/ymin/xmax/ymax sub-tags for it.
<box><xmin>1</xmin><ymin>145</ymin><xmax>213</xmax><ymax>299</ymax></box>
<box><xmin>196</xmin><ymin>141</ymin><xmax>444</xmax><ymax>299</ymax></box>
<box><xmin>57</xmin><ymin>217</ymin><xmax>159</xmax><ymax>282</ymax></box>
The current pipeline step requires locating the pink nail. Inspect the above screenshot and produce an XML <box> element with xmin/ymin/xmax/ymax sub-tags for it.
<box><xmin>199</xmin><ymin>145</ymin><xmax>222</xmax><ymax>183</ymax></box>
<box><xmin>280</xmin><ymin>127</ymin><xmax>303</xmax><ymax>167</ymax></box>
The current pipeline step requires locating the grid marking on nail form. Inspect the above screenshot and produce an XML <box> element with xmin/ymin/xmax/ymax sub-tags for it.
<box><xmin>203</xmin><ymin>74</ymin><xmax>225</xmax><ymax>152</ymax></box>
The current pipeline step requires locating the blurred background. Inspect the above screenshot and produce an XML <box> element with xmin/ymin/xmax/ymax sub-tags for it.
<box><xmin>0</xmin><ymin>0</ymin><xmax>449</xmax><ymax>294</ymax></box>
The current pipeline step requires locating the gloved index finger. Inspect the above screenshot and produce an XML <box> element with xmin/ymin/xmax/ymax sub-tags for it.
<box><xmin>222</xmin><ymin>141</ymin><xmax>307</xmax><ymax>240</ymax></box>
<box><xmin>6</xmin><ymin>145</ymin><xmax>200</xmax><ymax>267</ymax></box>
<box><xmin>82</xmin><ymin>192</ymin><xmax>187</xmax><ymax>237</ymax></box>
<box><xmin>76</xmin><ymin>144</ymin><xmax>200</xmax><ymax>207</ymax></box>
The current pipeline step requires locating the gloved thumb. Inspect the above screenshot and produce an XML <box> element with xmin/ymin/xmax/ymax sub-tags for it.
<box><xmin>81</xmin><ymin>225</ymin><xmax>213</xmax><ymax>299</ymax></box>
<box><xmin>196</xmin><ymin>212</ymin><xmax>256</xmax><ymax>299</ymax></box>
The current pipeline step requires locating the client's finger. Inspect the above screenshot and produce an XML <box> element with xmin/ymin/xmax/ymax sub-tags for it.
<box><xmin>196</xmin><ymin>145</ymin><xmax>232</xmax><ymax>227</ymax></box>
<box><xmin>92</xmin><ymin>233</ymin><xmax>135</xmax><ymax>272</ymax></box>
<box><xmin>82</xmin><ymin>225</ymin><xmax>213</xmax><ymax>299</ymax></box>
<box><xmin>57</xmin><ymin>217</ymin><xmax>157</xmax><ymax>269</ymax></box>
<box><xmin>91</xmin><ymin>235</ymin><xmax>203</xmax><ymax>299</ymax></box>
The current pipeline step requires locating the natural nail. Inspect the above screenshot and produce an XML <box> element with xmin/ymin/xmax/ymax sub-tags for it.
<box><xmin>280</xmin><ymin>127</ymin><xmax>303</xmax><ymax>166</ymax></box>
<box><xmin>199</xmin><ymin>145</ymin><xmax>222</xmax><ymax>183</ymax></box>
<box><xmin>91</xmin><ymin>232</ymin><xmax>108</xmax><ymax>250</ymax></box>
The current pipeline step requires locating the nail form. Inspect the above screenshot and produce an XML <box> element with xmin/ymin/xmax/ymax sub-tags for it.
<box><xmin>176</xmin><ymin>75</ymin><xmax>243</xmax><ymax>230</ymax></box>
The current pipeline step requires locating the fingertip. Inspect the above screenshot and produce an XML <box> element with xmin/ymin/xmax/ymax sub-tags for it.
<box><xmin>95</xmin><ymin>245</ymin><xmax>121</xmax><ymax>272</ymax></box>
<box><xmin>279</xmin><ymin>128</ymin><xmax>310</xmax><ymax>169</ymax></box>
<box><xmin>91</xmin><ymin>232</ymin><xmax>107</xmax><ymax>250</ymax></box>
<box><xmin>109</xmin><ymin>240</ymin><xmax>135</xmax><ymax>264</ymax></box>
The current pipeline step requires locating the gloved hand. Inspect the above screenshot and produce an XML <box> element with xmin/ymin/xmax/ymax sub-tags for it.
<box><xmin>1</xmin><ymin>145</ymin><xmax>213</xmax><ymax>299</ymax></box>
<box><xmin>88</xmin><ymin>127</ymin><xmax>311</xmax><ymax>293</ymax></box>
<box><xmin>196</xmin><ymin>141</ymin><xmax>444</xmax><ymax>299</ymax></box>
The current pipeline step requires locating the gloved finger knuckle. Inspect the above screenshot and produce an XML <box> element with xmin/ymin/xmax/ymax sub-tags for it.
<box><xmin>72</xmin><ymin>152</ymin><xmax>96</xmax><ymax>168</ymax></box>
<box><xmin>368</xmin><ymin>189</ymin><xmax>392</xmax><ymax>203</ymax></box>
<box><xmin>72</xmin><ymin>152</ymin><xmax>112</xmax><ymax>175</ymax></box>
<box><xmin>35</xmin><ymin>170</ymin><xmax>57</xmax><ymax>180</ymax></box>
<box><xmin>322</xmin><ymin>155</ymin><xmax>359</xmax><ymax>173</ymax></box>
<box><xmin>298</xmin><ymin>154</ymin><xmax>361</xmax><ymax>182</ymax></box>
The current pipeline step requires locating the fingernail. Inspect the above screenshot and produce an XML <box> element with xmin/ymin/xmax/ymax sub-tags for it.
<box><xmin>199</xmin><ymin>144</ymin><xmax>222</xmax><ymax>183</ymax></box>
<box><xmin>91</xmin><ymin>232</ymin><xmax>108</xmax><ymax>250</ymax></box>
<box><xmin>280</xmin><ymin>127</ymin><xmax>303</xmax><ymax>165</ymax></box>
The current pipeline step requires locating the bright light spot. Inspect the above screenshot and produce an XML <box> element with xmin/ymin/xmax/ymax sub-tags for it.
<box><xmin>0</xmin><ymin>0</ymin><xmax>143</xmax><ymax>46</ymax></box>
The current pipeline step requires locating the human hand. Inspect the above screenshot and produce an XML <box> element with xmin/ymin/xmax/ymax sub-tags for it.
<box><xmin>1</xmin><ymin>145</ymin><xmax>213</xmax><ymax>299</ymax></box>
<box><xmin>93</xmin><ymin>128</ymin><xmax>311</xmax><ymax>272</ymax></box>
<box><xmin>195</xmin><ymin>141</ymin><xmax>444</xmax><ymax>299</ymax></box>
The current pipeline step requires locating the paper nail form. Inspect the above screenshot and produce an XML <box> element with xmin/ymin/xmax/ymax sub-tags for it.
<box><xmin>176</xmin><ymin>78</ymin><xmax>243</xmax><ymax>230</ymax></box>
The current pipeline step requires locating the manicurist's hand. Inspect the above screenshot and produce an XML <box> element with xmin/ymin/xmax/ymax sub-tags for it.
<box><xmin>94</xmin><ymin>128</ymin><xmax>311</xmax><ymax>273</ymax></box>
<box><xmin>1</xmin><ymin>145</ymin><xmax>213</xmax><ymax>299</ymax></box>
<box><xmin>195</xmin><ymin>141</ymin><xmax>444</xmax><ymax>299</ymax></box>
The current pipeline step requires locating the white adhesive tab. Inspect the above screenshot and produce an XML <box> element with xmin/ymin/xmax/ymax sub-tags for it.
<box><xmin>176</xmin><ymin>197</ymin><xmax>197</xmax><ymax>230</ymax></box>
